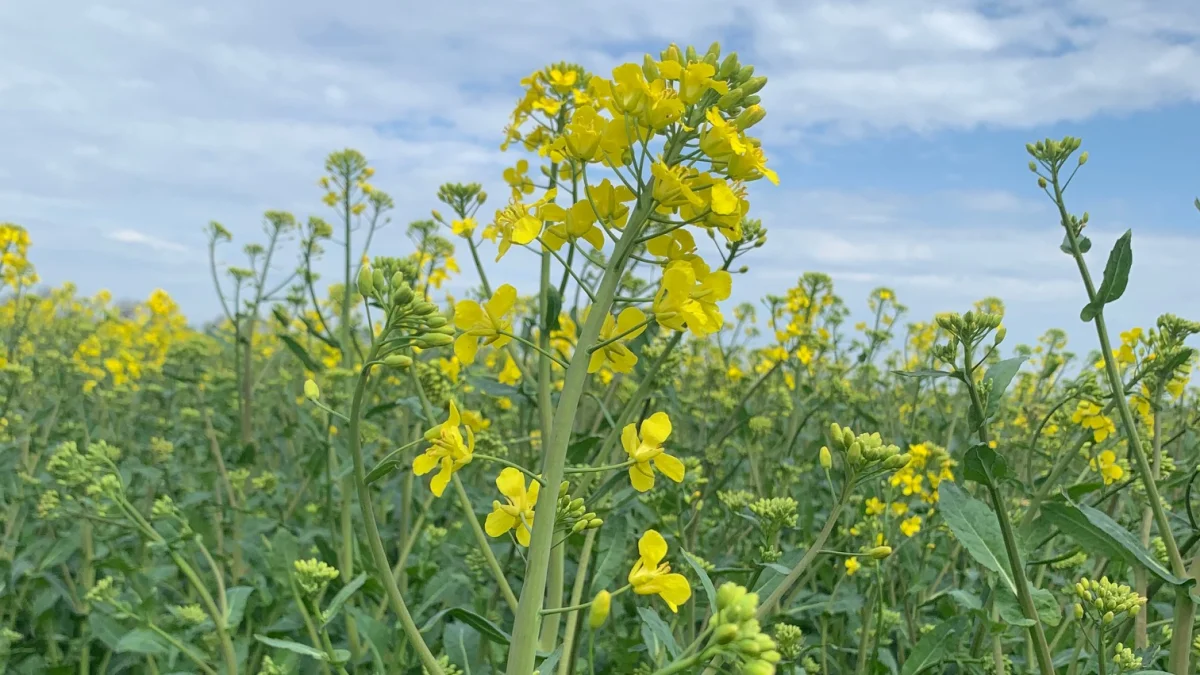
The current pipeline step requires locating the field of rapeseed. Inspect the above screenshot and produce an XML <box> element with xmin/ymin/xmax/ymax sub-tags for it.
<box><xmin>3</xmin><ymin>43</ymin><xmax>1200</xmax><ymax>675</ymax></box>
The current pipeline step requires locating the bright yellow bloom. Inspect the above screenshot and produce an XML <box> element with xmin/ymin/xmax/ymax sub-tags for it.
<box><xmin>503</xmin><ymin>159</ymin><xmax>536</xmax><ymax>199</ymax></box>
<box><xmin>585</xmin><ymin>178</ymin><xmax>636</xmax><ymax>228</ymax></box>
<box><xmin>498</xmin><ymin>354</ymin><xmax>522</xmax><ymax>385</ymax></box>
<box><xmin>653</xmin><ymin>261</ymin><xmax>732</xmax><ymax>338</ymax></box>
<box><xmin>1071</xmin><ymin>401</ymin><xmax>1116</xmax><ymax>443</ymax></box>
<box><xmin>589</xmin><ymin>307</ymin><xmax>647</xmax><ymax>374</ymax></box>
<box><xmin>541</xmin><ymin>200</ymin><xmax>605</xmax><ymax>251</ymax></box>
<box><xmin>900</xmin><ymin>516</ymin><xmax>922</xmax><ymax>537</ymax></box>
<box><xmin>845</xmin><ymin>557</ymin><xmax>861</xmax><ymax>575</ymax></box>
<box><xmin>656</xmin><ymin>60</ymin><xmax>728</xmax><ymax>105</ymax></box>
<box><xmin>453</xmin><ymin>285</ymin><xmax>517</xmax><ymax>364</ymax></box>
<box><xmin>451</xmin><ymin>218</ymin><xmax>477</xmax><ymax>237</ymax></box>
<box><xmin>1090</xmin><ymin>450</ymin><xmax>1125</xmax><ymax>485</ymax></box>
<box><xmin>484</xmin><ymin>468</ymin><xmax>540</xmax><ymax>546</ymax></box>
<box><xmin>413</xmin><ymin>401</ymin><xmax>475</xmax><ymax>497</ymax></box>
<box><xmin>890</xmin><ymin>502</ymin><xmax>908</xmax><ymax>517</ymax></box>
<box><xmin>487</xmin><ymin>190</ymin><xmax>561</xmax><ymax>260</ymax></box>
<box><xmin>622</xmin><ymin>412</ymin><xmax>684</xmax><ymax>492</ymax></box>
<box><xmin>628</xmin><ymin>530</ymin><xmax>692</xmax><ymax>612</ymax></box>
<box><xmin>651</xmin><ymin>161</ymin><xmax>705</xmax><ymax>210</ymax></box>
<box><xmin>864</xmin><ymin>497</ymin><xmax>885</xmax><ymax>516</ymax></box>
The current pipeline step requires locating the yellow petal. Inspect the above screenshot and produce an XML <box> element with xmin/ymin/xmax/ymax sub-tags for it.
<box><xmin>526</xmin><ymin>479</ymin><xmax>540</xmax><ymax>504</ymax></box>
<box><xmin>654</xmin><ymin>453</ymin><xmax>686</xmax><ymax>483</ymax></box>
<box><xmin>657</xmin><ymin>573</ymin><xmax>692</xmax><ymax>612</ymax></box>
<box><xmin>485</xmin><ymin>509</ymin><xmax>517</xmax><ymax>537</ymax></box>
<box><xmin>638</xmin><ymin>529</ymin><xmax>668</xmax><ymax>568</ymax></box>
<box><xmin>710</xmin><ymin>180</ymin><xmax>738</xmax><ymax>215</ymax></box>
<box><xmin>454</xmin><ymin>334</ymin><xmax>479</xmax><ymax>365</ymax></box>
<box><xmin>454</xmin><ymin>300</ymin><xmax>484</xmax><ymax>329</ymax></box>
<box><xmin>495</xmin><ymin>467</ymin><xmax>526</xmax><ymax>501</ymax></box>
<box><xmin>629</xmin><ymin>461</ymin><xmax>655</xmax><ymax>492</ymax></box>
<box><xmin>616</xmin><ymin>307</ymin><xmax>647</xmax><ymax>338</ymax></box>
<box><xmin>588</xmin><ymin>348</ymin><xmax>606</xmax><ymax>374</ymax></box>
<box><xmin>489</xmin><ymin>284</ymin><xmax>518</xmax><ymax>318</ymax></box>
<box><xmin>640</xmin><ymin>412</ymin><xmax>672</xmax><ymax>446</ymax></box>
<box><xmin>621</xmin><ymin>423</ymin><xmax>639</xmax><ymax>457</ymax></box>
<box><xmin>412</xmin><ymin>452</ymin><xmax>438</xmax><ymax>476</ymax></box>
<box><xmin>430</xmin><ymin>459</ymin><xmax>453</xmax><ymax>497</ymax></box>
<box><xmin>516</xmin><ymin>520</ymin><xmax>532</xmax><ymax>547</ymax></box>
<box><xmin>447</xmin><ymin>400</ymin><xmax>461</xmax><ymax>427</ymax></box>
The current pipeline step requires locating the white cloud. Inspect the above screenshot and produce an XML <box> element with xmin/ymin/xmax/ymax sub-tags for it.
<box><xmin>0</xmin><ymin>0</ymin><xmax>1196</xmax><ymax>348</ymax></box>
<box><xmin>106</xmin><ymin>228</ymin><xmax>188</xmax><ymax>252</ymax></box>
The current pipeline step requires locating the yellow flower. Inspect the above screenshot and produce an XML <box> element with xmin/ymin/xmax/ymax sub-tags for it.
<box><xmin>503</xmin><ymin>159</ymin><xmax>536</xmax><ymax>198</ymax></box>
<box><xmin>864</xmin><ymin>497</ymin><xmax>885</xmax><ymax>516</ymax></box>
<box><xmin>656</xmin><ymin>60</ymin><xmax>728</xmax><ymax>105</ymax></box>
<box><xmin>651</xmin><ymin>161</ymin><xmax>705</xmax><ymax>210</ymax></box>
<box><xmin>484</xmin><ymin>468</ymin><xmax>540</xmax><ymax>546</ymax></box>
<box><xmin>1090</xmin><ymin>450</ymin><xmax>1125</xmax><ymax>485</ymax></box>
<box><xmin>498</xmin><ymin>354</ymin><xmax>523</xmax><ymax>385</ymax></box>
<box><xmin>541</xmin><ymin>200</ymin><xmax>605</xmax><ymax>252</ymax></box>
<box><xmin>845</xmin><ymin>557</ymin><xmax>861</xmax><ymax>576</ymax></box>
<box><xmin>628</xmin><ymin>530</ymin><xmax>692</xmax><ymax>612</ymax></box>
<box><xmin>653</xmin><ymin>261</ymin><xmax>732</xmax><ymax>338</ymax></box>
<box><xmin>451</xmin><ymin>218</ymin><xmax>477</xmax><ymax>237</ymax></box>
<box><xmin>461</xmin><ymin>409</ymin><xmax>490</xmax><ymax>433</ymax></box>
<box><xmin>412</xmin><ymin>401</ymin><xmax>475</xmax><ymax>497</ymax></box>
<box><xmin>584</xmin><ymin>178</ymin><xmax>636</xmax><ymax>228</ymax></box>
<box><xmin>890</xmin><ymin>502</ymin><xmax>908</xmax><ymax>517</ymax></box>
<box><xmin>622</xmin><ymin>412</ymin><xmax>684</xmax><ymax>492</ymax></box>
<box><xmin>454</xmin><ymin>285</ymin><xmax>517</xmax><ymax>364</ymax></box>
<box><xmin>489</xmin><ymin>190</ymin><xmax>561</xmax><ymax>260</ymax></box>
<box><xmin>900</xmin><ymin>516</ymin><xmax>922</xmax><ymax>538</ymax></box>
<box><xmin>588</xmin><ymin>307</ymin><xmax>648</xmax><ymax>374</ymax></box>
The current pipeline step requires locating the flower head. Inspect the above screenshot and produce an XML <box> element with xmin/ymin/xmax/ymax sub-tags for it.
<box><xmin>622</xmin><ymin>412</ymin><xmax>684</xmax><ymax>492</ymax></box>
<box><xmin>484</xmin><ymin>468</ymin><xmax>540</xmax><ymax>546</ymax></box>
<box><xmin>454</xmin><ymin>285</ymin><xmax>517</xmax><ymax>364</ymax></box>
<box><xmin>413</xmin><ymin>401</ymin><xmax>475</xmax><ymax>497</ymax></box>
<box><xmin>628</xmin><ymin>530</ymin><xmax>692</xmax><ymax>612</ymax></box>
<box><xmin>589</xmin><ymin>307</ymin><xmax>648</xmax><ymax>374</ymax></box>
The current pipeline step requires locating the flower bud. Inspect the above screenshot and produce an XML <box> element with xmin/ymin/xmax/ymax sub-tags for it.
<box><xmin>382</xmin><ymin>354</ymin><xmax>413</xmax><ymax>368</ymax></box>
<box><xmin>848</xmin><ymin>441</ymin><xmax>863</xmax><ymax>465</ymax></box>
<box><xmin>304</xmin><ymin>379</ymin><xmax>320</xmax><ymax>400</ymax></box>
<box><xmin>589</xmin><ymin>591</ymin><xmax>610</xmax><ymax>629</ymax></box>
<box><xmin>830</xmin><ymin>423</ymin><xmax>843</xmax><ymax>447</ymax></box>
<box><xmin>819</xmin><ymin>446</ymin><xmax>832</xmax><ymax>469</ymax></box>
<box><xmin>393</xmin><ymin>282</ymin><xmax>414</xmax><ymax>307</ymax></box>
<box><xmin>717</xmin><ymin>582</ymin><xmax>747</xmax><ymax>610</ymax></box>
<box><xmin>993</xmin><ymin>325</ymin><xmax>1006</xmax><ymax>345</ymax></box>
<box><xmin>642</xmin><ymin>54</ymin><xmax>660</xmax><ymax>82</ymax></box>
<box><xmin>1074</xmin><ymin>603</ymin><xmax>1084</xmax><ymax>619</ymax></box>
<box><xmin>419</xmin><ymin>333</ymin><xmax>454</xmax><ymax>347</ymax></box>
<box><xmin>717</xmin><ymin>88</ymin><xmax>745</xmax><ymax>109</ymax></box>
<box><xmin>744</xmin><ymin>661</ymin><xmax>774</xmax><ymax>675</ymax></box>
<box><xmin>1028</xmin><ymin>161</ymin><xmax>1037</xmax><ymax>172</ymax></box>
<box><xmin>1078</xmin><ymin>151</ymin><xmax>1088</xmax><ymax>166</ymax></box>
<box><xmin>431</xmin><ymin>209</ymin><xmax>445</xmax><ymax>223</ymax></box>
<box><xmin>869</xmin><ymin>546</ymin><xmax>892</xmax><ymax>560</ymax></box>
<box><xmin>413</xmin><ymin>302</ymin><xmax>438</xmax><ymax>316</ymax></box>
<box><xmin>587</xmin><ymin>518</ymin><xmax>603</xmax><ymax>529</ymax></box>
<box><xmin>742</xmin><ymin>76</ymin><xmax>767</xmax><ymax>96</ymax></box>
<box><xmin>735</xmin><ymin>65</ymin><xmax>754</xmax><ymax>82</ymax></box>
<box><xmin>717</xmin><ymin>52</ymin><xmax>739</xmax><ymax>79</ymax></box>
<box><xmin>1038</xmin><ymin>176</ymin><xmax>1047</xmax><ymax>189</ymax></box>
<box><xmin>842</xmin><ymin>428</ymin><xmax>855</xmax><ymax>451</ymax></box>
<box><xmin>735</xmin><ymin>104</ymin><xmax>766</xmax><ymax>130</ymax></box>
<box><xmin>742</xmin><ymin>94</ymin><xmax>761</xmax><ymax>107</ymax></box>
<box><xmin>357</xmin><ymin>266</ymin><xmax>374</xmax><ymax>297</ymax></box>
<box><xmin>571</xmin><ymin>520</ymin><xmax>588</xmax><ymax>533</ymax></box>
<box><xmin>715</xmin><ymin>623</ymin><xmax>740</xmax><ymax>645</ymax></box>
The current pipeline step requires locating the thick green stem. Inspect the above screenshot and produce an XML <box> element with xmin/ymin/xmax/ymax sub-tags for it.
<box><xmin>347</xmin><ymin>359</ymin><xmax>444</xmax><ymax>675</ymax></box>
<box><xmin>556</xmin><ymin>528</ymin><xmax>598</xmax><ymax>675</ymax></box>
<box><xmin>504</xmin><ymin>203</ymin><xmax>648</xmax><ymax>675</ymax></box>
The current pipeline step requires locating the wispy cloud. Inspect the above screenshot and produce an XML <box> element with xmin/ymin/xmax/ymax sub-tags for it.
<box><xmin>106</xmin><ymin>228</ymin><xmax>187</xmax><ymax>253</ymax></box>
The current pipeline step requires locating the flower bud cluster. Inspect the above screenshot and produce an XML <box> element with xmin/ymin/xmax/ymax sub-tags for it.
<box><xmin>749</xmin><ymin>497</ymin><xmax>798</xmax><ymax>532</ymax></box>
<box><xmin>825</xmin><ymin>423</ymin><xmax>909</xmax><ymax>474</ymax></box>
<box><xmin>293</xmin><ymin>558</ymin><xmax>339</xmax><ymax>597</ymax></box>
<box><xmin>933</xmin><ymin>311</ymin><xmax>1004</xmax><ymax>358</ymax></box>
<box><xmin>772</xmin><ymin>623</ymin><xmax>804</xmax><ymax>660</ymax></box>
<box><xmin>556</xmin><ymin>481</ymin><xmax>602</xmax><ymax>535</ymax></box>
<box><xmin>1072</xmin><ymin>576</ymin><xmax>1146</xmax><ymax>626</ymax></box>
<box><xmin>1111</xmin><ymin>642</ymin><xmax>1142</xmax><ymax>671</ymax></box>
<box><xmin>709</xmin><ymin>583</ymin><xmax>781</xmax><ymax>675</ymax></box>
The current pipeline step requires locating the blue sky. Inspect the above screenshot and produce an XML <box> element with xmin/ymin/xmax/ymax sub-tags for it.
<box><xmin>3</xmin><ymin>0</ymin><xmax>1198</xmax><ymax>353</ymax></box>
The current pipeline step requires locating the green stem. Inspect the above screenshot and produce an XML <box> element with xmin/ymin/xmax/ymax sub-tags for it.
<box><xmin>757</xmin><ymin>487</ymin><xmax>848</xmax><ymax>619</ymax></box>
<box><xmin>556</xmin><ymin>528</ymin><xmax>598</xmax><ymax>675</ymax></box>
<box><xmin>474</xmin><ymin>454</ymin><xmax>545</xmax><ymax>485</ymax></box>
<box><xmin>347</xmin><ymin>355</ymin><xmax>444</xmax><ymax>675</ymax></box>
<box><xmin>565</xmin><ymin>460</ymin><xmax>634</xmax><ymax>474</ymax></box>
<box><xmin>504</xmin><ymin>194</ymin><xmax>651</xmax><ymax>675</ymax></box>
<box><xmin>452</xmin><ymin>475</ymin><xmax>520</xmax><ymax>613</ymax></box>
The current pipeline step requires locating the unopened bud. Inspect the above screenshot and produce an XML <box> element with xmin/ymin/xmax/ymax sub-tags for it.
<box><xmin>819</xmin><ymin>446</ymin><xmax>832</xmax><ymax>469</ymax></box>
<box><xmin>431</xmin><ymin>209</ymin><xmax>445</xmax><ymax>222</ymax></box>
<box><xmin>742</xmin><ymin>94</ymin><xmax>761</xmax><ymax>107</ymax></box>
<box><xmin>357</xmin><ymin>266</ymin><xmax>374</xmax><ymax>296</ymax></box>
<box><xmin>717</xmin><ymin>52</ymin><xmax>740</xmax><ymax>79</ymax></box>
<box><xmin>735</xmin><ymin>104</ymin><xmax>766</xmax><ymax>130</ymax></box>
<box><xmin>587</xmin><ymin>518</ymin><xmax>603</xmax><ymax>529</ymax></box>
<box><xmin>413</xmin><ymin>302</ymin><xmax>437</xmax><ymax>316</ymax></box>
<box><xmin>571</xmin><ymin>520</ymin><xmax>588</xmax><ymax>533</ymax></box>
<box><xmin>1038</xmin><ymin>176</ymin><xmax>1047</xmax><ymax>189</ymax></box>
<box><xmin>1074</xmin><ymin>603</ymin><xmax>1084</xmax><ymax>619</ymax></box>
<box><xmin>993</xmin><ymin>326</ymin><xmax>1006</xmax><ymax>345</ymax></box>
<box><xmin>717</xmin><ymin>88</ymin><xmax>745</xmax><ymax>109</ymax></box>
<box><xmin>742</xmin><ymin>76</ymin><xmax>767</xmax><ymax>96</ymax></box>
<box><xmin>419</xmin><ymin>333</ymin><xmax>454</xmax><ymax>347</ymax></box>
<box><xmin>715</xmin><ymin>623</ymin><xmax>740</xmax><ymax>644</ymax></box>
<box><xmin>869</xmin><ymin>545</ymin><xmax>892</xmax><ymax>560</ymax></box>
<box><xmin>393</xmin><ymin>282</ymin><xmax>414</xmax><ymax>306</ymax></box>
<box><xmin>1078</xmin><ymin>151</ymin><xmax>1088</xmax><ymax>166</ymax></box>
<box><xmin>382</xmin><ymin>354</ymin><xmax>413</xmax><ymax>368</ymax></box>
<box><xmin>372</xmin><ymin>269</ymin><xmax>385</xmax><ymax>293</ymax></box>
<box><xmin>589</xmin><ymin>590</ymin><xmax>610</xmax><ymax>629</ymax></box>
<box><xmin>303</xmin><ymin>379</ymin><xmax>320</xmax><ymax>400</ymax></box>
<box><xmin>642</xmin><ymin>54</ymin><xmax>660</xmax><ymax>82</ymax></box>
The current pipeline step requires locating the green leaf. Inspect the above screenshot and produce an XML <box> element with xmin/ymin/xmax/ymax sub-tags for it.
<box><xmin>1042</xmin><ymin>500</ymin><xmax>1186</xmax><ymax>586</ymax></box>
<box><xmin>1061</xmin><ymin>233</ymin><xmax>1092</xmax><ymax>255</ymax></box>
<box><xmin>224</xmin><ymin>586</ymin><xmax>254</xmax><ymax>630</ymax></box>
<box><xmin>88</xmin><ymin>614</ymin><xmax>127</xmax><ymax>650</ymax></box>
<box><xmin>638</xmin><ymin>607</ymin><xmax>681</xmax><ymax>659</ymax></box>
<box><xmin>1081</xmin><ymin>230</ymin><xmax>1133</xmax><ymax>321</ymax></box>
<box><xmin>995</xmin><ymin>584</ymin><xmax>1061</xmax><ymax>627</ymax></box>
<box><xmin>591</xmin><ymin>519</ymin><xmax>630</xmax><ymax>595</ymax></box>
<box><xmin>277</xmin><ymin>334</ymin><xmax>322</xmax><ymax>372</ymax></box>
<box><xmin>982</xmin><ymin>356</ymin><xmax>1026</xmax><ymax>422</ymax></box>
<box><xmin>945</xmin><ymin>590</ymin><xmax>982</xmax><ymax>611</ymax></box>
<box><xmin>321</xmin><ymin>573</ymin><xmax>367</xmax><ymax>628</ymax></box>
<box><xmin>419</xmin><ymin>607</ymin><xmax>511</xmax><ymax>646</ymax></box>
<box><xmin>892</xmin><ymin>369</ymin><xmax>951</xmax><ymax>381</ymax></box>
<box><xmin>681</xmin><ymin>550</ymin><xmax>718</xmax><ymax>618</ymax></box>
<box><xmin>537</xmin><ymin>646</ymin><xmax>563</xmax><ymax>675</ymax></box>
<box><xmin>115</xmin><ymin>629</ymin><xmax>171</xmax><ymax>655</ymax></box>
<box><xmin>962</xmin><ymin>443</ymin><xmax>1010</xmax><ymax>487</ymax></box>
<box><xmin>346</xmin><ymin>606</ymin><xmax>390</xmax><ymax>653</ymax></box>
<box><xmin>255</xmin><ymin>634</ymin><xmax>330</xmax><ymax>661</ymax></box>
<box><xmin>545</xmin><ymin>287</ymin><xmax>562</xmax><ymax>332</ymax></box>
<box><xmin>900</xmin><ymin>618</ymin><xmax>964</xmax><ymax>675</ymax></box>
<box><xmin>938</xmin><ymin>483</ymin><xmax>1016</xmax><ymax>594</ymax></box>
